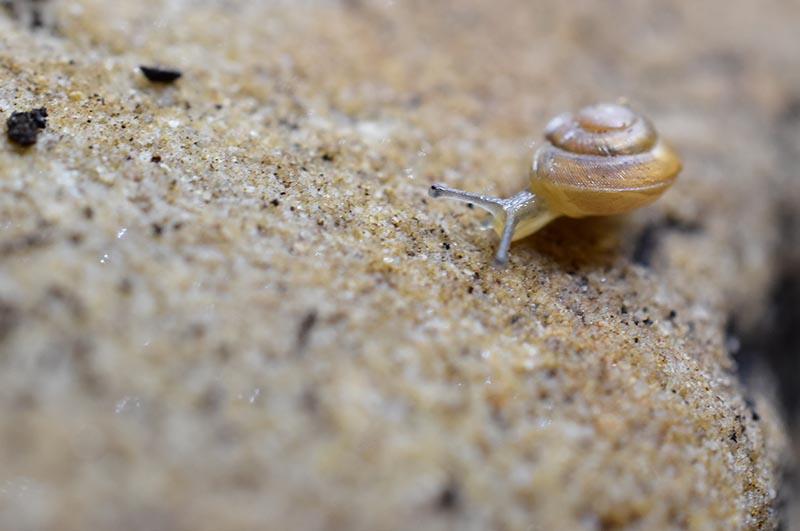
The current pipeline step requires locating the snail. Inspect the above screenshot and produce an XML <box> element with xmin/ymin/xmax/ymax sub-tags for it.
<box><xmin>428</xmin><ymin>102</ymin><xmax>681</xmax><ymax>266</ymax></box>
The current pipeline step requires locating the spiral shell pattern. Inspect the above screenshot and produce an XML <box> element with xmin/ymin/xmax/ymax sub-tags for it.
<box><xmin>531</xmin><ymin>103</ymin><xmax>681</xmax><ymax>217</ymax></box>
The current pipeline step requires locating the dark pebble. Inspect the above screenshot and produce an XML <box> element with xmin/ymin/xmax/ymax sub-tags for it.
<box><xmin>139</xmin><ymin>65</ymin><xmax>182</xmax><ymax>83</ymax></box>
<box><xmin>6</xmin><ymin>107</ymin><xmax>48</xmax><ymax>146</ymax></box>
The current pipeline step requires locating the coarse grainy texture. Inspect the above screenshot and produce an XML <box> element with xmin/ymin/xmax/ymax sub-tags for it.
<box><xmin>0</xmin><ymin>1</ymin><xmax>798</xmax><ymax>530</ymax></box>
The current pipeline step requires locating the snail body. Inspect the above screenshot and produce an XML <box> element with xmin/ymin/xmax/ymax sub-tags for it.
<box><xmin>429</xmin><ymin>102</ymin><xmax>681</xmax><ymax>266</ymax></box>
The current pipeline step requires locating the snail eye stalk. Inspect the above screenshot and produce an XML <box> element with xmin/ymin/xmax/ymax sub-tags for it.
<box><xmin>429</xmin><ymin>185</ymin><xmax>556</xmax><ymax>267</ymax></box>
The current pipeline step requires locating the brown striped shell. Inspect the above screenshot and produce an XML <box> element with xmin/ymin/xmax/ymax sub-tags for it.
<box><xmin>531</xmin><ymin>103</ymin><xmax>681</xmax><ymax>218</ymax></box>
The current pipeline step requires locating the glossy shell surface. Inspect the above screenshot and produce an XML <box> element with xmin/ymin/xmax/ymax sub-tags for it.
<box><xmin>531</xmin><ymin>103</ymin><xmax>681</xmax><ymax>218</ymax></box>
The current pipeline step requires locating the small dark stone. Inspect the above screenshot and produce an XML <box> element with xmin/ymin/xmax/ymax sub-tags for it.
<box><xmin>642</xmin><ymin>318</ymin><xmax>654</xmax><ymax>326</ymax></box>
<box><xmin>270</xmin><ymin>198</ymin><xmax>280</xmax><ymax>206</ymax></box>
<box><xmin>150</xmin><ymin>155</ymin><xmax>162</xmax><ymax>163</ymax></box>
<box><xmin>6</xmin><ymin>107</ymin><xmax>47</xmax><ymax>146</ymax></box>
<box><xmin>437</xmin><ymin>481</ymin><xmax>460</xmax><ymax>511</ymax></box>
<box><xmin>139</xmin><ymin>65</ymin><xmax>182</xmax><ymax>83</ymax></box>
<box><xmin>442</xmin><ymin>242</ymin><xmax>450</xmax><ymax>250</ymax></box>
<box><xmin>29</xmin><ymin>108</ymin><xmax>47</xmax><ymax>128</ymax></box>
<box><xmin>152</xmin><ymin>223</ymin><xmax>163</xmax><ymax>236</ymax></box>
<box><xmin>296</xmin><ymin>310</ymin><xmax>318</xmax><ymax>352</ymax></box>
<box><xmin>31</xmin><ymin>8</ymin><xmax>44</xmax><ymax>28</ymax></box>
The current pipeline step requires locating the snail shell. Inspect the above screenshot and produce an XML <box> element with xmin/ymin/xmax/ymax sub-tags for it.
<box><xmin>428</xmin><ymin>102</ymin><xmax>681</xmax><ymax>266</ymax></box>
<box><xmin>532</xmin><ymin>103</ymin><xmax>681</xmax><ymax>218</ymax></box>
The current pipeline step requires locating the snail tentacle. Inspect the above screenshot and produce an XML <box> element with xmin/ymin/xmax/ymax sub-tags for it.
<box><xmin>491</xmin><ymin>190</ymin><xmax>557</xmax><ymax>267</ymax></box>
<box><xmin>493</xmin><ymin>209</ymin><xmax>518</xmax><ymax>267</ymax></box>
<box><xmin>429</xmin><ymin>185</ymin><xmax>556</xmax><ymax>267</ymax></box>
<box><xmin>428</xmin><ymin>185</ymin><xmax>506</xmax><ymax>219</ymax></box>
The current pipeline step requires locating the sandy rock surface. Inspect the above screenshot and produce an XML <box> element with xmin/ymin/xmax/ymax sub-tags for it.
<box><xmin>1</xmin><ymin>1</ymin><xmax>798</xmax><ymax>530</ymax></box>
